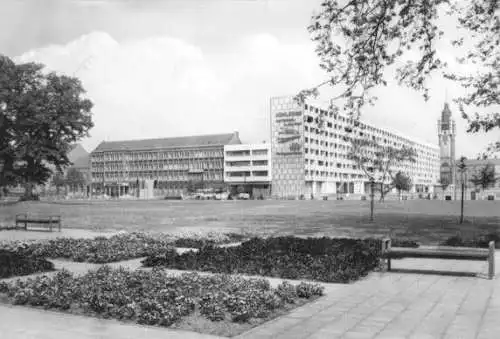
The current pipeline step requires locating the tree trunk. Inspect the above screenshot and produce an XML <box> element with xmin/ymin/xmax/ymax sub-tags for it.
<box><xmin>23</xmin><ymin>182</ymin><xmax>34</xmax><ymax>200</ymax></box>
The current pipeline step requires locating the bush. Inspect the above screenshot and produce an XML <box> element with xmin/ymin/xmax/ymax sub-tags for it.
<box><xmin>0</xmin><ymin>250</ymin><xmax>54</xmax><ymax>278</ymax></box>
<box><xmin>0</xmin><ymin>267</ymin><xmax>322</xmax><ymax>327</ymax></box>
<box><xmin>142</xmin><ymin>236</ymin><xmax>384</xmax><ymax>283</ymax></box>
<box><xmin>391</xmin><ymin>238</ymin><xmax>419</xmax><ymax>248</ymax></box>
<box><xmin>441</xmin><ymin>233</ymin><xmax>500</xmax><ymax>249</ymax></box>
<box><xmin>0</xmin><ymin>232</ymin><xmax>248</xmax><ymax>263</ymax></box>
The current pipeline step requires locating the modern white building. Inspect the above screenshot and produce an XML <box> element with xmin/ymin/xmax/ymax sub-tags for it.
<box><xmin>224</xmin><ymin>143</ymin><xmax>272</xmax><ymax>197</ymax></box>
<box><xmin>270</xmin><ymin>95</ymin><xmax>441</xmax><ymax>199</ymax></box>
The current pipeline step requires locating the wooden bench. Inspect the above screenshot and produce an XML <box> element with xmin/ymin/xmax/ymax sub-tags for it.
<box><xmin>382</xmin><ymin>238</ymin><xmax>495</xmax><ymax>280</ymax></box>
<box><xmin>15</xmin><ymin>214</ymin><xmax>62</xmax><ymax>232</ymax></box>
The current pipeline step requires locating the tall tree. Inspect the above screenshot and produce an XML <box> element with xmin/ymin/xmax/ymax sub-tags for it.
<box><xmin>393</xmin><ymin>171</ymin><xmax>413</xmax><ymax>200</ymax></box>
<box><xmin>298</xmin><ymin>0</ymin><xmax>499</xmax><ymax>154</ymax></box>
<box><xmin>0</xmin><ymin>56</ymin><xmax>18</xmax><ymax>190</ymax></box>
<box><xmin>65</xmin><ymin>167</ymin><xmax>87</xmax><ymax>193</ymax></box>
<box><xmin>0</xmin><ymin>55</ymin><xmax>94</xmax><ymax>199</ymax></box>
<box><xmin>469</xmin><ymin>163</ymin><xmax>497</xmax><ymax>198</ymax></box>
<box><xmin>52</xmin><ymin>171</ymin><xmax>65</xmax><ymax>196</ymax></box>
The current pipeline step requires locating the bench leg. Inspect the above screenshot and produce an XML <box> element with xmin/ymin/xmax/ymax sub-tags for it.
<box><xmin>488</xmin><ymin>241</ymin><xmax>495</xmax><ymax>280</ymax></box>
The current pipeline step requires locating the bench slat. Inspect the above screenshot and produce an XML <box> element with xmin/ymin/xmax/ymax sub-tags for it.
<box><xmin>16</xmin><ymin>219</ymin><xmax>60</xmax><ymax>224</ymax></box>
<box><xmin>386</xmin><ymin>247</ymin><xmax>488</xmax><ymax>260</ymax></box>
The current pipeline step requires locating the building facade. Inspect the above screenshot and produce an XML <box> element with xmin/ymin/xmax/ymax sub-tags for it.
<box><xmin>270</xmin><ymin>95</ymin><xmax>441</xmax><ymax>199</ymax></box>
<box><xmin>436</xmin><ymin>104</ymin><xmax>499</xmax><ymax>200</ymax></box>
<box><xmin>90</xmin><ymin>132</ymin><xmax>241</xmax><ymax>198</ymax></box>
<box><xmin>224</xmin><ymin>143</ymin><xmax>272</xmax><ymax>197</ymax></box>
<box><xmin>438</xmin><ymin>103</ymin><xmax>457</xmax><ymax>189</ymax></box>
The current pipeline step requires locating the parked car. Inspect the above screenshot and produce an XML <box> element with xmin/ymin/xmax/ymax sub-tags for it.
<box><xmin>237</xmin><ymin>193</ymin><xmax>250</xmax><ymax>200</ymax></box>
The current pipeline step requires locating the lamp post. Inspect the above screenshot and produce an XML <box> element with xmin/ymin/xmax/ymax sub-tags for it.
<box><xmin>368</xmin><ymin>167</ymin><xmax>375</xmax><ymax>222</ymax></box>
<box><xmin>457</xmin><ymin>157</ymin><xmax>467</xmax><ymax>224</ymax></box>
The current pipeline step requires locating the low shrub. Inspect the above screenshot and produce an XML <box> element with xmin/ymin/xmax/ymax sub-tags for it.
<box><xmin>0</xmin><ymin>231</ymin><xmax>248</xmax><ymax>263</ymax></box>
<box><xmin>0</xmin><ymin>267</ymin><xmax>322</xmax><ymax>327</ymax></box>
<box><xmin>441</xmin><ymin>233</ymin><xmax>500</xmax><ymax>249</ymax></box>
<box><xmin>142</xmin><ymin>236</ymin><xmax>383</xmax><ymax>283</ymax></box>
<box><xmin>0</xmin><ymin>250</ymin><xmax>54</xmax><ymax>278</ymax></box>
<box><xmin>391</xmin><ymin>238</ymin><xmax>419</xmax><ymax>248</ymax></box>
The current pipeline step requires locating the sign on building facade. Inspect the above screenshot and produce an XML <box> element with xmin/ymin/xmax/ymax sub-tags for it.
<box><xmin>270</xmin><ymin>96</ymin><xmax>305</xmax><ymax>199</ymax></box>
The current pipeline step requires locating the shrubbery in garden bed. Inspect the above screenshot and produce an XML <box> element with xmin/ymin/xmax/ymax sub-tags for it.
<box><xmin>173</xmin><ymin>232</ymin><xmax>247</xmax><ymax>248</ymax></box>
<box><xmin>391</xmin><ymin>238</ymin><xmax>419</xmax><ymax>248</ymax></box>
<box><xmin>7</xmin><ymin>233</ymin><xmax>173</xmax><ymax>263</ymax></box>
<box><xmin>0</xmin><ymin>267</ymin><xmax>323</xmax><ymax>329</ymax></box>
<box><xmin>440</xmin><ymin>233</ymin><xmax>500</xmax><ymax>249</ymax></box>
<box><xmin>0</xmin><ymin>250</ymin><xmax>54</xmax><ymax>278</ymax></box>
<box><xmin>142</xmin><ymin>236</ymin><xmax>384</xmax><ymax>283</ymax></box>
<box><xmin>0</xmin><ymin>232</ymin><xmax>246</xmax><ymax>264</ymax></box>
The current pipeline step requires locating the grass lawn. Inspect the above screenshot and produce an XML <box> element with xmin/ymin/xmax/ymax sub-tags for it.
<box><xmin>1</xmin><ymin>199</ymin><xmax>499</xmax><ymax>244</ymax></box>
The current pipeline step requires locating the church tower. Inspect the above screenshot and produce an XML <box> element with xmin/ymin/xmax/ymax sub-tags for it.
<box><xmin>437</xmin><ymin>102</ymin><xmax>456</xmax><ymax>187</ymax></box>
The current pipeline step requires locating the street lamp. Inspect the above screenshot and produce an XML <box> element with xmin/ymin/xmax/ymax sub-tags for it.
<box><xmin>368</xmin><ymin>166</ymin><xmax>375</xmax><ymax>222</ymax></box>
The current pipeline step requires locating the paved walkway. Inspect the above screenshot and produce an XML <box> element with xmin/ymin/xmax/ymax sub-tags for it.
<box><xmin>236</xmin><ymin>254</ymin><xmax>500</xmax><ymax>339</ymax></box>
<box><xmin>1</xmin><ymin>253</ymin><xmax>499</xmax><ymax>338</ymax></box>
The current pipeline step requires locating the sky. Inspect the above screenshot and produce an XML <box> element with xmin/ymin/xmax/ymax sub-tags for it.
<box><xmin>1</xmin><ymin>0</ymin><xmax>497</xmax><ymax>158</ymax></box>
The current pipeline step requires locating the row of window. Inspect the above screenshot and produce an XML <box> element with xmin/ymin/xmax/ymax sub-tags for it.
<box><xmin>225</xmin><ymin>171</ymin><xmax>269</xmax><ymax>177</ymax></box>
<box><xmin>92</xmin><ymin>171</ymin><xmax>223</xmax><ymax>181</ymax></box>
<box><xmin>225</xmin><ymin>160</ymin><xmax>269</xmax><ymax>167</ymax></box>
<box><xmin>304</xmin><ymin>130</ymin><xmax>438</xmax><ymax>160</ymax></box>
<box><xmin>225</xmin><ymin>149</ymin><xmax>268</xmax><ymax>157</ymax></box>
<box><xmin>92</xmin><ymin>149</ymin><xmax>224</xmax><ymax>162</ymax></box>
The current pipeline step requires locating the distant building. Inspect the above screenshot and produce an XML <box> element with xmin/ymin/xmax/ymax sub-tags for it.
<box><xmin>436</xmin><ymin>103</ymin><xmax>500</xmax><ymax>200</ymax></box>
<box><xmin>438</xmin><ymin>103</ymin><xmax>457</xmax><ymax>190</ymax></box>
<box><xmin>89</xmin><ymin>132</ymin><xmax>241</xmax><ymax>198</ymax></box>
<box><xmin>270</xmin><ymin>95</ymin><xmax>441</xmax><ymax>199</ymax></box>
<box><xmin>224</xmin><ymin>143</ymin><xmax>272</xmax><ymax>198</ymax></box>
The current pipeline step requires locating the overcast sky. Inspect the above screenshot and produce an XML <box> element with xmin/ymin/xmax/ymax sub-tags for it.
<box><xmin>1</xmin><ymin>0</ymin><xmax>496</xmax><ymax>157</ymax></box>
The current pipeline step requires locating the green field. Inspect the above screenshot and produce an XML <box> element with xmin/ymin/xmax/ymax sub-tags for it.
<box><xmin>1</xmin><ymin>199</ymin><xmax>499</xmax><ymax>244</ymax></box>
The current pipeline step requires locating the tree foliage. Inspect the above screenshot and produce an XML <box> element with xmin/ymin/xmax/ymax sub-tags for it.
<box><xmin>0</xmin><ymin>55</ymin><xmax>93</xmax><ymax>198</ymax></box>
<box><xmin>393</xmin><ymin>171</ymin><xmax>412</xmax><ymax>199</ymax></box>
<box><xmin>299</xmin><ymin>0</ymin><xmax>499</xmax><ymax>147</ymax></box>
<box><xmin>65</xmin><ymin>168</ymin><xmax>87</xmax><ymax>187</ymax></box>
<box><xmin>347</xmin><ymin>128</ymin><xmax>417</xmax><ymax>188</ymax></box>
<box><xmin>469</xmin><ymin>163</ymin><xmax>497</xmax><ymax>191</ymax></box>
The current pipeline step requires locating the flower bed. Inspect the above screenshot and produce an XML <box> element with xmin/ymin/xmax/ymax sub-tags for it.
<box><xmin>0</xmin><ymin>250</ymin><xmax>54</xmax><ymax>279</ymax></box>
<box><xmin>6</xmin><ymin>233</ymin><xmax>173</xmax><ymax>263</ymax></box>
<box><xmin>0</xmin><ymin>267</ymin><xmax>323</xmax><ymax>336</ymax></box>
<box><xmin>142</xmin><ymin>236</ymin><xmax>384</xmax><ymax>283</ymax></box>
<box><xmin>440</xmin><ymin>233</ymin><xmax>500</xmax><ymax>249</ymax></box>
<box><xmin>173</xmin><ymin>232</ymin><xmax>247</xmax><ymax>248</ymax></box>
<box><xmin>0</xmin><ymin>232</ymin><xmax>247</xmax><ymax>264</ymax></box>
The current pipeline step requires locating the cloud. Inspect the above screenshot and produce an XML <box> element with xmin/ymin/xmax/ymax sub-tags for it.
<box><xmin>15</xmin><ymin>30</ymin><xmax>497</xmax><ymax>158</ymax></box>
<box><xmin>16</xmin><ymin>31</ymin><xmax>324</xmax><ymax>150</ymax></box>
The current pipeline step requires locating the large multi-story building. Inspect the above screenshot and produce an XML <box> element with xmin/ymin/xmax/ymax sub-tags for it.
<box><xmin>90</xmin><ymin>132</ymin><xmax>241</xmax><ymax>197</ymax></box>
<box><xmin>224</xmin><ymin>143</ymin><xmax>272</xmax><ymax>197</ymax></box>
<box><xmin>270</xmin><ymin>95</ymin><xmax>441</xmax><ymax>199</ymax></box>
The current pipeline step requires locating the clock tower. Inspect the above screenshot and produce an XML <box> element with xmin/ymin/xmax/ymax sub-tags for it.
<box><xmin>437</xmin><ymin>102</ymin><xmax>456</xmax><ymax>187</ymax></box>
